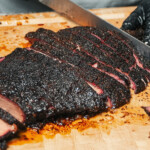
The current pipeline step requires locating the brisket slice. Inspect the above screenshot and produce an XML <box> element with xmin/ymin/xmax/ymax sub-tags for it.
<box><xmin>142</xmin><ymin>106</ymin><xmax>150</xmax><ymax>116</ymax></box>
<box><xmin>0</xmin><ymin>108</ymin><xmax>24</xmax><ymax>128</ymax></box>
<box><xmin>0</xmin><ymin>119</ymin><xmax>17</xmax><ymax>140</ymax></box>
<box><xmin>0</xmin><ymin>95</ymin><xmax>25</xmax><ymax>124</ymax></box>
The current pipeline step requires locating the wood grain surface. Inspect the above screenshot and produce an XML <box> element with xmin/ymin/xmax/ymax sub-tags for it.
<box><xmin>0</xmin><ymin>6</ymin><xmax>150</xmax><ymax>150</ymax></box>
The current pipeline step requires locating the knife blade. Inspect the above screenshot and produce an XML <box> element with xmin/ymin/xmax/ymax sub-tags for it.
<box><xmin>39</xmin><ymin>0</ymin><xmax>150</xmax><ymax>58</ymax></box>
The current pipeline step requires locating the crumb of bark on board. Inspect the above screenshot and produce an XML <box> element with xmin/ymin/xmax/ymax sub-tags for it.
<box><xmin>38</xmin><ymin>24</ymin><xmax>44</xmax><ymax>26</ymax></box>
<box><xmin>24</xmin><ymin>16</ymin><xmax>29</xmax><ymax>19</ymax></box>
<box><xmin>17</xmin><ymin>22</ymin><xmax>22</xmax><ymax>26</ymax></box>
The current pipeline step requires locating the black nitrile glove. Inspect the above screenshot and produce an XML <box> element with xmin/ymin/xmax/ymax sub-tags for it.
<box><xmin>121</xmin><ymin>0</ymin><xmax>150</xmax><ymax>45</ymax></box>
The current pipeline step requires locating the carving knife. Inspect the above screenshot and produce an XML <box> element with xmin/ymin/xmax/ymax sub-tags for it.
<box><xmin>39</xmin><ymin>0</ymin><xmax>150</xmax><ymax>58</ymax></box>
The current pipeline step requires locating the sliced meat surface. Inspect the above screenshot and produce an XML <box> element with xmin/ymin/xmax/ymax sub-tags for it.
<box><xmin>59</xmin><ymin>31</ymin><xmax>130</xmax><ymax>73</ymax></box>
<box><xmin>0</xmin><ymin>119</ymin><xmax>17</xmax><ymax>140</ymax></box>
<box><xmin>0</xmin><ymin>108</ymin><xmax>24</xmax><ymax>129</ymax></box>
<box><xmin>0</xmin><ymin>95</ymin><xmax>25</xmax><ymax>123</ymax></box>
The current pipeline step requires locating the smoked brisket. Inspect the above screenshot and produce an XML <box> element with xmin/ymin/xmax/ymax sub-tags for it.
<box><xmin>0</xmin><ymin>26</ymin><xmax>150</xmax><ymax>149</ymax></box>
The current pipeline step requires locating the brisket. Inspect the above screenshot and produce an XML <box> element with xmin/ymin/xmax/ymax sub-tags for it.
<box><xmin>0</xmin><ymin>26</ymin><xmax>150</xmax><ymax>149</ymax></box>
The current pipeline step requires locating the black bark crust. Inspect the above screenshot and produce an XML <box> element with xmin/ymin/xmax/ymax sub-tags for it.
<box><xmin>0</xmin><ymin>108</ymin><xmax>25</xmax><ymax>129</ymax></box>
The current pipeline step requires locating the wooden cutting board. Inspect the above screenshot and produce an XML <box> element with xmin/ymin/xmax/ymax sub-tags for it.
<box><xmin>0</xmin><ymin>6</ymin><xmax>150</xmax><ymax>150</ymax></box>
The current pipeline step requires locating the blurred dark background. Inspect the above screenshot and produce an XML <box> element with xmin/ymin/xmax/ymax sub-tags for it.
<box><xmin>0</xmin><ymin>0</ymin><xmax>52</xmax><ymax>15</ymax></box>
<box><xmin>0</xmin><ymin>0</ymin><xmax>140</xmax><ymax>15</ymax></box>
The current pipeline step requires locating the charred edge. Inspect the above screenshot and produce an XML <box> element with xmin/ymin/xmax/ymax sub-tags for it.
<box><xmin>0</xmin><ymin>131</ymin><xmax>11</xmax><ymax>141</ymax></box>
<box><xmin>0</xmin><ymin>108</ymin><xmax>25</xmax><ymax>129</ymax></box>
<box><xmin>0</xmin><ymin>94</ymin><xmax>26</xmax><ymax>124</ymax></box>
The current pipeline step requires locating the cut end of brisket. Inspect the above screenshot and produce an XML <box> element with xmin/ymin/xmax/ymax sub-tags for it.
<box><xmin>0</xmin><ymin>57</ymin><xmax>5</xmax><ymax>62</ymax></box>
<box><xmin>142</xmin><ymin>106</ymin><xmax>150</xmax><ymax>116</ymax></box>
<box><xmin>0</xmin><ymin>108</ymin><xmax>25</xmax><ymax>129</ymax></box>
<box><xmin>0</xmin><ymin>95</ymin><xmax>25</xmax><ymax>123</ymax></box>
<box><xmin>0</xmin><ymin>119</ymin><xmax>17</xmax><ymax>140</ymax></box>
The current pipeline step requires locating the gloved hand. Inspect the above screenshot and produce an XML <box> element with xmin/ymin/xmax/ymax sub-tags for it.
<box><xmin>121</xmin><ymin>0</ymin><xmax>150</xmax><ymax>45</ymax></box>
